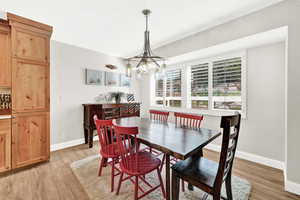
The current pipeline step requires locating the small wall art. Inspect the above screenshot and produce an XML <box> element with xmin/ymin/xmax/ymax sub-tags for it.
<box><xmin>120</xmin><ymin>74</ymin><xmax>131</xmax><ymax>87</ymax></box>
<box><xmin>85</xmin><ymin>69</ymin><xmax>104</xmax><ymax>85</ymax></box>
<box><xmin>105</xmin><ymin>72</ymin><xmax>120</xmax><ymax>86</ymax></box>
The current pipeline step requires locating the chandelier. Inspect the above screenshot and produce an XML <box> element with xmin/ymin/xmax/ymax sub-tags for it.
<box><xmin>126</xmin><ymin>9</ymin><xmax>166</xmax><ymax>77</ymax></box>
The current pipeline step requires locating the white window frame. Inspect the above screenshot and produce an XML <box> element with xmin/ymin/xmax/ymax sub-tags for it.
<box><xmin>153</xmin><ymin>65</ymin><xmax>184</xmax><ymax>108</ymax></box>
<box><xmin>151</xmin><ymin>51</ymin><xmax>247</xmax><ymax>118</ymax></box>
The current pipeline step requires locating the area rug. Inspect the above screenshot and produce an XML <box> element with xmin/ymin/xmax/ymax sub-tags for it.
<box><xmin>70</xmin><ymin>155</ymin><xmax>251</xmax><ymax>200</ymax></box>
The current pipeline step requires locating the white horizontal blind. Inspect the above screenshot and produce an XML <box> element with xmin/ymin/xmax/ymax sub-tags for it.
<box><xmin>155</xmin><ymin>75</ymin><xmax>164</xmax><ymax>97</ymax></box>
<box><xmin>166</xmin><ymin>69</ymin><xmax>182</xmax><ymax>107</ymax></box>
<box><xmin>166</xmin><ymin>69</ymin><xmax>181</xmax><ymax>97</ymax></box>
<box><xmin>191</xmin><ymin>63</ymin><xmax>209</xmax><ymax>109</ymax></box>
<box><xmin>212</xmin><ymin>57</ymin><xmax>242</xmax><ymax>110</ymax></box>
<box><xmin>154</xmin><ymin>74</ymin><xmax>164</xmax><ymax>105</ymax></box>
<box><xmin>191</xmin><ymin>63</ymin><xmax>209</xmax><ymax>96</ymax></box>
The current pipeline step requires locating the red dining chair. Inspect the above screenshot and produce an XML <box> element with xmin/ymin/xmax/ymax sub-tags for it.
<box><xmin>142</xmin><ymin>110</ymin><xmax>170</xmax><ymax>156</ymax></box>
<box><xmin>94</xmin><ymin>115</ymin><xmax>121</xmax><ymax>192</ymax></box>
<box><xmin>114</xmin><ymin>124</ymin><xmax>166</xmax><ymax>200</ymax></box>
<box><xmin>174</xmin><ymin>112</ymin><xmax>204</xmax><ymax>129</ymax></box>
<box><xmin>149</xmin><ymin>109</ymin><xmax>169</xmax><ymax>122</ymax></box>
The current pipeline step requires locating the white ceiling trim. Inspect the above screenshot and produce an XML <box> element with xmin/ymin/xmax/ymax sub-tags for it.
<box><xmin>166</xmin><ymin>26</ymin><xmax>288</xmax><ymax>66</ymax></box>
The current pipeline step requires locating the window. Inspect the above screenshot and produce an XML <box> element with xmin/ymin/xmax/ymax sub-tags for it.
<box><xmin>152</xmin><ymin>52</ymin><xmax>245</xmax><ymax>116</ymax></box>
<box><xmin>166</xmin><ymin>69</ymin><xmax>182</xmax><ymax>107</ymax></box>
<box><xmin>154</xmin><ymin>69</ymin><xmax>182</xmax><ymax>108</ymax></box>
<box><xmin>212</xmin><ymin>57</ymin><xmax>242</xmax><ymax>110</ymax></box>
<box><xmin>191</xmin><ymin>63</ymin><xmax>209</xmax><ymax>109</ymax></box>
<box><xmin>154</xmin><ymin>73</ymin><xmax>164</xmax><ymax>106</ymax></box>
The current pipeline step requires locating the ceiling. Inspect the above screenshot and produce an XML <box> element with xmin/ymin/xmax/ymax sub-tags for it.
<box><xmin>1</xmin><ymin>0</ymin><xmax>283</xmax><ymax>57</ymax></box>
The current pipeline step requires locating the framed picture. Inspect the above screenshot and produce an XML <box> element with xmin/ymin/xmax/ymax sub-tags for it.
<box><xmin>85</xmin><ymin>69</ymin><xmax>104</xmax><ymax>85</ymax></box>
<box><xmin>105</xmin><ymin>72</ymin><xmax>120</xmax><ymax>86</ymax></box>
<box><xmin>120</xmin><ymin>74</ymin><xmax>131</xmax><ymax>87</ymax></box>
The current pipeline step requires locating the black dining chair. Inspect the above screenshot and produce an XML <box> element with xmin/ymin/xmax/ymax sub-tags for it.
<box><xmin>171</xmin><ymin>113</ymin><xmax>241</xmax><ymax>200</ymax></box>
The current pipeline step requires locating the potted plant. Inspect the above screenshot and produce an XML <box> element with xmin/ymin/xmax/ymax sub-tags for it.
<box><xmin>109</xmin><ymin>92</ymin><xmax>124</xmax><ymax>104</ymax></box>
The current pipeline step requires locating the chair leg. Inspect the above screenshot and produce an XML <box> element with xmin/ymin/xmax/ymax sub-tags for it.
<box><xmin>160</xmin><ymin>154</ymin><xmax>166</xmax><ymax>172</ymax></box>
<box><xmin>225</xmin><ymin>175</ymin><xmax>233</xmax><ymax>200</ymax></box>
<box><xmin>134</xmin><ymin>176</ymin><xmax>139</xmax><ymax>200</ymax></box>
<box><xmin>116</xmin><ymin>172</ymin><xmax>124</xmax><ymax>195</ymax></box>
<box><xmin>111</xmin><ymin>158</ymin><xmax>115</xmax><ymax>192</ymax></box>
<box><xmin>172</xmin><ymin>170</ymin><xmax>180</xmax><ymax>200</ymax></box>
<box><xmin>181</xmin><ymin>179</ymin><xmax>185</xmax><ymax>192</ymax></box>
<box><xmin>98</xmin><ymin>157</ymin><xmax>105</xmax><ymax>176</ymax></box>
<box><xmin>213</xmin><ymin>192</ymin><xmax>221</xmax><ymax>200</ymax></box>
<box><xmin>157</xmin><ymin>168</ymin><xmax>166</xmax><ymax>198</ymax></box>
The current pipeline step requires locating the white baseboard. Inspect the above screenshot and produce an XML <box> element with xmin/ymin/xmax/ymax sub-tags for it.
<box><xmin>204</xmin><ymin>143</ymin><xmax>285</xmax><ymax>170</ymax></box>
<box><xmin>283</xmin><ymin>167</ymin><xmax>300</xmax><ymax>195</ymax></box>
<box><xmin>50</xmin><ymin>136</ymin><xmax>99</xmax><ymax>152</ymax></box>
<box><xmin>285</xmin><ymin>180</ymin><xmax>300</xmax><ymax>195</ymax></box>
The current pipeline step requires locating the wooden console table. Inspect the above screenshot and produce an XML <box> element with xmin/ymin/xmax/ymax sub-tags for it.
<box><xmin>82</xmin><ymin>103</ymin><xmax>140</xmax><ymax>148</ymax></box>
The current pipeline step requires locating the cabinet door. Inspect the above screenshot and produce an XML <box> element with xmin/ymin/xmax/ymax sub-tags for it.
<box><xmin>11</xmin><ymin>27</ymin><xmax>49</xmax><ymax>63</ymax></box>
<box><xmin>12</xmin><ymin>112</ymin><xmax>49</xmax><ymax>169</ymax></box>
<box><xmin>0</xmin><ymin>119</ymin><xmax>11</xmax><ymax>173</ymax></box>
<box><xmin>12</xmin><ymin>59</ymin><xmax>49</xmax><ymax>113</ymax></box>
<box><xmin>0</xmin><ymin>24</ymin><xmax>11</xmax><ymax>87</ymax></box>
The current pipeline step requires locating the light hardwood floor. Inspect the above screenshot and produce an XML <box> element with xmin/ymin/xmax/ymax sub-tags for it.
<box><xmin>0</xmin><ymin>142</ymin><xmax>299</xmax><ymax>200</ymax></box>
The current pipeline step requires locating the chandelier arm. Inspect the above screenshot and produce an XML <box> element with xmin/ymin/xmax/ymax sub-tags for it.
<box><xmin>135</xmin><ymin>58</ymin><xmax>144</xmax><ymax>69</ymax></box>
<box><xmin>150</xmin><ymin>57</ymin><xmax>161</xmax><ymax>68</ymax></box>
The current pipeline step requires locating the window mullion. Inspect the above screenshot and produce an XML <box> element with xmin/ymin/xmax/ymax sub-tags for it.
<box><xmin>163</xmin><ymin>75</ymin><xmax>167</xmax><ymax>107</ymax></box>
<box><xmin>208</xmin><ymin>62</ymin><xmax>213</xmax><ymax>110</ymax></box>
<box><xmin>186</xmin><ymin>65</ymin><xmax>191</xmax><ymax>108</ymax></box>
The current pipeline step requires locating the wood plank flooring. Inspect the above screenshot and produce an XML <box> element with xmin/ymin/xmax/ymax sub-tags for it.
<box><xmin>0</xmin><ymin>142</ymin><xmax>299</xmax><ymax>200</ymax></box>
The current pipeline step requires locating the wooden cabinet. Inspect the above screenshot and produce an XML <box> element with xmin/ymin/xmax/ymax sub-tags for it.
<box><xmin>12</xmin><ymin>29</ymin><xmax>49</xmax><ymax>63</ymax></box>
<box><xmin>0</xmin><ymin>22</ymin><xmax>11</xmax><ymax>87</ymax></box>
<box><xmin>0</xmin><ymin>119</ymin><xmax>11</xmax><ymax>172</ymax></box>
<box><xmin>12</xmin><ymin>59</ymin><xmax>49</xmax><ymax>113</ymax></box>
<box><xmin>83</xmin><ymin>103</ymin><xmax>141</xmax><ymax>148</ymax></box>
<box><xmin>0</xmin><ymin>13</ymin><xmax>53</xmax><ymax>171</ymax></box>
<box><xmin>12</xmin><ymin>112</ymin><xmax>49</xmax><ymax>169</ymax></box>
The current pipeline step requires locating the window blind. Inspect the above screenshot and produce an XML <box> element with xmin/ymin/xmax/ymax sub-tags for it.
<box><xmin>212</xmin><ymin>57</ymin><xmax>242</xmax><ymax>110</ymax></box>
<box><xmin>155</xmin><ymin>77</ymin><xmax>164</xmax><ymax>97</ymax></box>
<box><xmin>191</xmin><ymin>63</ymin><xmax>209</xmax><ymax>96</ymax></box>
<box><xmin>213</xmin><ymin>57</ymin><xmax>241</xmax><ymax>94</ymax></box>
<box><xmin>166</xmin><ymin>69</ymin><xmax>181</xmax><ymax>97</ymax></box>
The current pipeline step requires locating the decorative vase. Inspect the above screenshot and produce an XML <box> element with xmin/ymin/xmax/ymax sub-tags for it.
<box><xmin>115</xmin><ymin>96</ymin><xmax>121</xmax><ymax>104</ymax></box>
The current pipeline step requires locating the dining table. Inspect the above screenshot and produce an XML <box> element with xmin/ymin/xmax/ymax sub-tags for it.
<box><xmin>114</xmin><ymin>117</ymin><xmax>221</xmax><ymax>200</ymax></box>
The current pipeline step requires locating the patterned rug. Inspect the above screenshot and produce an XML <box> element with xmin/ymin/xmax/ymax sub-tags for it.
<box><xmin>70</xmin><ymin>155</ymin><xmax>251</xmax><ymax>200</ymax></box>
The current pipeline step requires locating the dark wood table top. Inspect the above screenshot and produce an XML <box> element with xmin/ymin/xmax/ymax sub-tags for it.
<box><xmin>114</xmin><ymin>117</ymin><xmax>221</xmax><ymax>160</ymax></box>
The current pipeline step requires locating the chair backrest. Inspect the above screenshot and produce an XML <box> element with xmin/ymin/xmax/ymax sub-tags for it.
<box><xmin>93</xmin><ymin>115</ymin><xmax>116</xmax><ymax>155</ymax></box>
<box><xmin>149</xmin><ymin>110</ymin><xmax>169</xmax><ymax>122</ymax></box>
<box><xmin>174</xmin><ymin>112</ymin><xmax>204</xmax><ymax>129</ymax></box>
<box><xmin>114</xmin><ymin>124</ymin><xmax>139</xmax><ymax>172</ymax></box>
<box><xmin>214</xmin><ymin>113</ymin><xmax>241</xmax><ymax>189</ymax></box>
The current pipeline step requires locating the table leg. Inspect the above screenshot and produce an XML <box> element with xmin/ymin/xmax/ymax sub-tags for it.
<box><xmin>89</xmin><ymin>128</ymin><xmax>94</xmax><ymax>148</ymax></box>
<box><xmin>165</xmin><ymin>154</ymin><xmax>170</xmax><ymax>200</ymax></box>
<box><xmin>84</xmin><ymin>128</ymin><xmax>88</xmax><ymax>144</ymax></box>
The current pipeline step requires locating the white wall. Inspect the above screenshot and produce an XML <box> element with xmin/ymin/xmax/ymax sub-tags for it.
<box><xmin>151</xmin><ymin>0</ymin><xmax>300</xmax><ymax>190</ymax></box>
<box><xmin>140</xmin><ymin>42</ymin><xmax>285</xmax><ymax>162</ymax></box>
<box><xmin>50</xmin><ymin>41</ymin><xmax>140</xmax><ymax>145</ymax></box>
